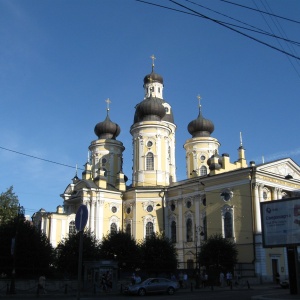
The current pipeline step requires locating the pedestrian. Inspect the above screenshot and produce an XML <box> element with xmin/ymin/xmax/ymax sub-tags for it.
<box><xmin>183</xmin><ymin>272</ymin><xmax>188</xmax><ymax>288</ymax></box>
<box><xmin>226</xmin><ymin>271</ymin><xmax>233</xmax><ymax>287</ymax></box>
<box><xmin>37</xmin><ymin>275</ymin><xmax>46</xmax><ymax>295</ymax></box>
<box><xmin>219</xmin><ymin>271</ymin><xmax>225</xmax><ymax>287</ymax></box>
<box><xmin>178</xmin><ymin>271</ymin><xmax>184</xmax><ymax>288</ymax></box>
<box><xmin>135</xmin><ymin>274</ymin><xmax>141</xmax><ymax>284</ymax></box>
<box><xmin>105</xmin><ymin>271</ymin><xmax>112</xmax><ymax>292</ymax></box>
<box><xmin>202</xmin><ymin>272</ymin><xmax>208</xmax><ymax>287</ymax></box>
<box><xmin>101</xmin><ymin>273</ymin><xmax>107</xmax><ymax>292</ymax></box>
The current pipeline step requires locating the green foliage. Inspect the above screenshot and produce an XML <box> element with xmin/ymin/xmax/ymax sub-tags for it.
<box><xmin>0</xmin><ymin>218</ymin><xmax>54</xmax><ymax>278</ymax></box>
<box><xmin>99</xmin><ymin>231</ymin><xmax>141</xmax><ymax>271</ymax></box>
<box><xmin>55</xmin><ymin>231</ymin><xmax>101</xmax><ymax>277</ymax></box>
<box><xmin>198</xmin><ymin>234</ymin><xmax>238</xmax><ymax>272</ymax></box>
<box><xmin>139</xmin><ymin>233</ymin><xmax>178</xmax><ymax>275</ymax></box>
<box><xmin>0</xmin><ymin>186</ymin><xmax>19</xmax><ymax>224</ymax></box>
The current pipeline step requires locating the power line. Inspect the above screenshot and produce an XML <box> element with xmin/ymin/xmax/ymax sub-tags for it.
<box><xmin>169</xmin><ymin>0</ymin><xmax>300</xmax><ymax>60</ymax></box>
<box><xmin>220</xmin><ymin>0</ymin><xmax>300</xmax><ymax>25</ymax></box>
<box><xmin>135</xmin><ymin>0</ymin><xmax>300</xmax><ymax>60</ymax></box>
<box><xmin>183</xmin><ymin>0</ymin><xmax>300</xmax><ymax>46</ymax></box>
<box><xmin>0</xmin><ymin>146</ymin><xmax>83</xmax><ymax>170</ymax></box>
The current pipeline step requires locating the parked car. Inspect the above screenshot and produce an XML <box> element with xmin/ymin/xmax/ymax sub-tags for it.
<box><xmin>124</xmin><ymin>277</ymin><xmax>180</xmax><ymax>296</ymax></box>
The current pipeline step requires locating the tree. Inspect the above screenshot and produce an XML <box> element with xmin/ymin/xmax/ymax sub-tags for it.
<box><xmin>0</xmin><ymin>186</ymin><xmax>19</xmax><ymax>224</ymax></box>
<box><xmin>139</xmin><ymin>233</ymin><xmax>178</xmax><ymax>276</ymax></box>
<box><xmin>0</xmin><ymin>217</ymin><xmax>54</xmax><ymax>278</ymax></box>
<box><xmin>198</xmin><ymin>234</ymin><xmax>238</xmax><ymax>273</ymax></box>
<box><xmin>99</xmin><ymin>231</ymin><xmax>141</xmax><ymax>272</ymax></box>
<box><xmin>55</xmin><ymin>231</ymin><xmax>101</xmax><ymax>277</ymax></box>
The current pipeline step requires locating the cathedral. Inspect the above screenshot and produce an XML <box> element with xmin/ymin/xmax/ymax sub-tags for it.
<box><xmin>33</xmin><ymin>58</ymin><xmax>300</xmax><ymax>283</ymax></box>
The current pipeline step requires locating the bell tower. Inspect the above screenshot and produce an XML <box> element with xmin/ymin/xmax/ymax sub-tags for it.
<box><xmin>130</xmin><ymin>56</ymin><xmax>176</xmax><ymax>187</ymax></box>
<box><xmin>184</xmin><ymin>96</ymin><xmax>220</xmax><ymax>178</ymax></box>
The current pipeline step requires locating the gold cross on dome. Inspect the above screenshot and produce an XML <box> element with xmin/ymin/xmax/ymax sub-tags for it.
<box><xmin>105</xmin><ymin>98</ymin><xmax>111</xmax><ymax>111</ymax></box>
<box><xmin>197</xmin><ymin>94</ymin><xmax>202</xmax><ymax>109</ymax></box>
<box><xmin>150</xmin><ymin>54</ymin><xmax>156</xmax><ymax>66</ymax></box>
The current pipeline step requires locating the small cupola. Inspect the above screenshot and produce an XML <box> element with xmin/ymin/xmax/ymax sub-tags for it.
<box><xmin>94</xmin><ymin>98</ymin><xmax>121</xmax><ymax>139</ymax></box>
<box><xmin>187</xmin><ymin>95</ymin><xmax>214</xmax><ymax>137</ymax></box>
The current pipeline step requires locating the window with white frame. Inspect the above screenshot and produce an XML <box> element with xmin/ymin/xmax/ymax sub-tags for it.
<box><xmin>186</xmin><ymin>218</ymin><xmax>193</xmax><ymax>242</ymax></box>
<box><xmin>222</xmin><ymin>206</ymin><xmax>234</xmax><ymax>239</ymax></box>
<box><xmin>126</xmin><ymin>223</ymin><xmax>131</xmax><ymax>236</ymax></box>
<box><xmin>146</xmin><ymin>221</ymin><xmax>154</xmax><ymax>238</ymax></box>
<box><xmin>171</xmin><ymin>221</ymin><xmax>176</xmax><ymax>243</ymax></box>
<box><xmin>146</xmin><ymin>152</ymin><xmax>154</xmax><ymax>170</ymax></box>
<box><xmin>200</xmin><ymin>165</ymin><xmax>207</xmax><ymax>176</ymax></box>
<box><xmin>110</xmin><ymin>222</ymin><xmax>117</xmax><ymax>234</ymax></box>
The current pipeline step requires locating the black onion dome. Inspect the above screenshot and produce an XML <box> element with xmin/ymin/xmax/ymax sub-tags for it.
<box><xmin>207</xmin><ymin>153</ymin><xmax>221</xmax><ymax>166</ymax></box>
<box><xmin>207</xmin><ymin>153</ymin><xmax>222</xmax><ymax>170</ymax></box>
<box><xmin>94</xmin><ymin>114</ymin><xmax>120</xmax><ymax>139</ymax></box>
<box><xmin>187</xmin><ymin>111</ymin><xmax>214</xmax><ymax>138</ymax></box>
<box><xmin>143</xmin><ymin>71</ymin><xmax>163</xmax><ymax>85</ymax></box>
<box><xmin>134</xmin><ymin>97</ymin><xmax>166</xmax><ymax>122</ymax></box>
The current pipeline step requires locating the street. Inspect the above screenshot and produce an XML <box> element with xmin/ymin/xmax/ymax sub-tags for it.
<box><xmin>0</xmin><ymin>284</ymin><xmax>297</xmax><ymax>300</ymax></box>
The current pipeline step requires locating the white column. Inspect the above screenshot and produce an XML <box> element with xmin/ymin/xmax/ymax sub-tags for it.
<box><xmin>193</xmin><ymin>151</ymin><xmax>197</xmax><ymax>173</ymax></box>
<box><xmin>84</xmin><ymin>199</ymin><xmax>91</xmax><ymax>230</ymax></box>
<box><xmin>90</xmin><ymin>199</ymin><xmax>95</xmax><ymax>233</ymax></box>
<box><xmin>277</xmin><ymin>188</ymin><xmax>282</xmax><ymax>199</ymax></box>
<box><xmin>95</xmin><ymin>199</ymin><xmax>99</xmax><ymax>239</ymax></box>
<box><xmin>139</xmin><ymin>138</ymin><xmax>143</xmax><ymax>171</ymax></box>
<box><xmin>50</xmin><ymin>218</ymin><xmax>57</xmax><ymax>248</ymax></box>
<box><xmin>254</xmin><ymin>183</ymin><xmax>261</xmax><ymax>233</ymax></box>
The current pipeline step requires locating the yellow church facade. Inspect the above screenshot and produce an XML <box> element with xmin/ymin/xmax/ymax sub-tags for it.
<box><xmin>32</xmin><ymin>59</ymin><xmax>300</xmax><ymax>283</ymax></box>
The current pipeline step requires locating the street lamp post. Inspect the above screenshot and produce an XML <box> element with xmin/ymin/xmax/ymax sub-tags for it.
<box><xmin>10</xmin><ymin>205</ymin><xmax>25</xmax><ymax>294</ymax></box>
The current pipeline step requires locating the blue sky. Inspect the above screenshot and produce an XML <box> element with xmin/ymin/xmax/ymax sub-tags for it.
<box><xmin>1</xmin><ymin>0</ymin><xmax>299</xmax><ymax>216</ymax></box>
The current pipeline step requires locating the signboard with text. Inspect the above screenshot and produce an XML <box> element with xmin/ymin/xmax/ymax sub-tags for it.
<box><xmin>261</xmin><ymin>197</ymin><xmax>300</xmax><ymax>247</ymax></box>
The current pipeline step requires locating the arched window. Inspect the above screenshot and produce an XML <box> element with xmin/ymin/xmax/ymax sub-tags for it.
<box><xmin>171</xmin><ymin>221</ymin><xmax>176</xmax><ymax>243</ymax></box>
<box><xmin>200</xmin><ymin>165</ymin><xmax>207</xmax><ymax>176</ymax></box>
<box><xmin>110</xmin><ymin>222</ymin><xmax>117</xmax><ymax>234</ymax></box>
<box><xmin>186</xmin><ymin>219</ymin><xmax>193</xmax><ymax>242</ymax></box>
<box><xmin>126</xmin><ymin>223</ymin><xmax>131</xmax><ymax>236</ymax></box>
<box><xmin>146</xmin><ymin>221</ymin><xmax>154</xmax><ymax>239</ymax></box>
<box><xmin>146</xmin><ymin>152</ymin><xmax>154</xmax><ymax>170</ymax></box>
<box><xmin>69</xmin><ymin>221</ymin><xmax>76</xmax><ymax>234</ymax></box>
<box><xmin>224</xmin><ymin>212</ymin><xmax>233</xmax><ymax>238</ymax></box>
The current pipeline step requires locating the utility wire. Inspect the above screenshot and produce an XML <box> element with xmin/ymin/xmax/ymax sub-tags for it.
<box><xmin>168</xmin><ymin>0</ymin><xmax>300</xmax><ymax>60</ymax></box>
<box><xmin>220</xmin><ymin>0</ymin><xmax>300</xmax><ymax>25</ymax></box>
<box><xmin>0</xmin><ymin>146</ymin><xmax>83</xmax><ymax>170</ymax></box>
<box><xmin>136</xmin><ymin>0</ymin><xmax>300</xmax><ymax>59</ymax></box>
<box><xmin>253</xmin><ymin>0</ymin><xmax>300</xmax><ymax>78</ymax></box>
<box><xmin>184</xmin><ymin>0</ymin><xmax>300</xmax><ymax>45</ymax></box>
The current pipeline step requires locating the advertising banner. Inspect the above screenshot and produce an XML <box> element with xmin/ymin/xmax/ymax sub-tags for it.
<box><xmin>261</xmin><ymin>197</ymin><xmax>300</xmax><ymax>247</ymax></box>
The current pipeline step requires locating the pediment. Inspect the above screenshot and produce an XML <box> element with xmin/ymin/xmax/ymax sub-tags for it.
<box><xmin>63</xmin><ymin>179</ymin><xmax>98</xmax><ymax>195</ymax></box>
<box><xmin>257</xmin><ymin>158</ymin><xmax>300</xmax><ymax>180</ymax></box>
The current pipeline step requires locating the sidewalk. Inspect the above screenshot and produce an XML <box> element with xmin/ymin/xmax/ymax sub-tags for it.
<box><xmin>0</xmin><ymin>283</ymin><xmax>298</xmax><ymax>300</ymax></box>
